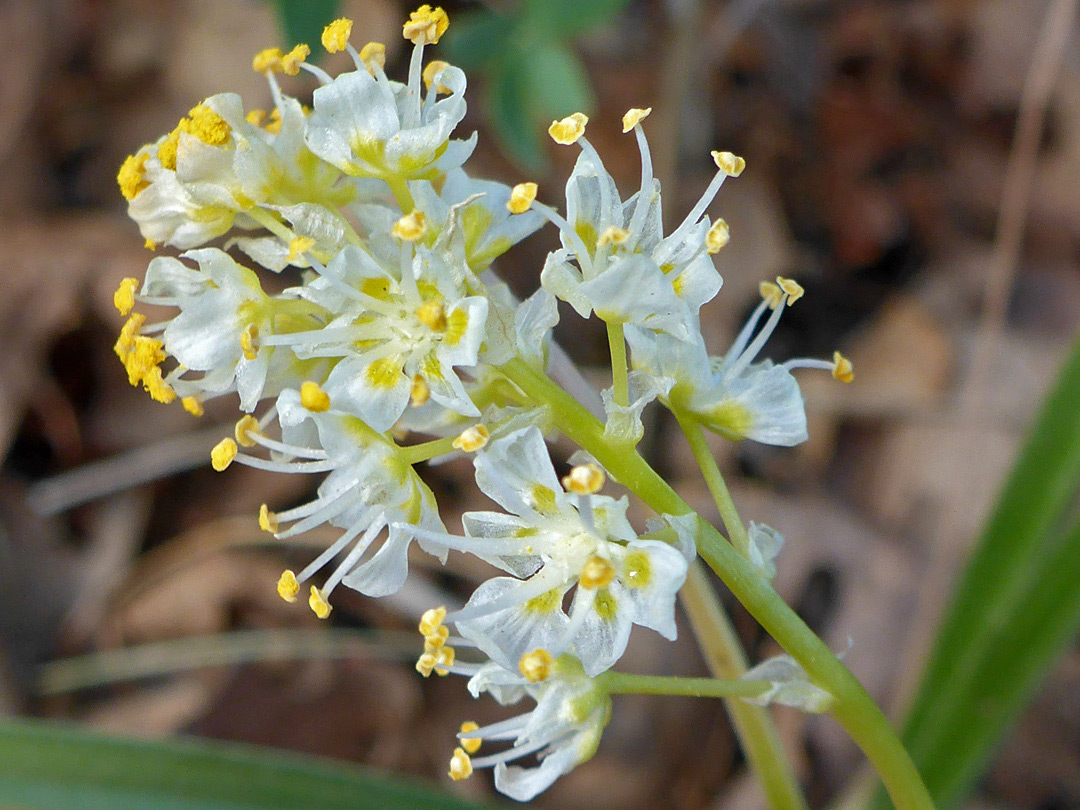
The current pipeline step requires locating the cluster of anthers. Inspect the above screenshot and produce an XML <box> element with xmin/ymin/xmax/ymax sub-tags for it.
<box><xmin>115</xmin><ymin>5</ymin><xmax>851</xmax><ymax>801</ymax></box>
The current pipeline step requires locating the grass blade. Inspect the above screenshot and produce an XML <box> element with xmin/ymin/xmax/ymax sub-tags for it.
<box><xmin>0</xmin><ymin>719</ymin><xmax>497</xmax><ymax>810</ymax></box>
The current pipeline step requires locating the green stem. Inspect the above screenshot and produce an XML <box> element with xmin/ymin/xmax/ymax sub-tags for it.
<box><xmin>607</xmin><ymin>322</ymin><xmax>629</xmax><ymax>407</ymax></box>
<box><xmin>674</xmin><ymin>409</ymin><xmax>751</xmax><ymax>557</ymax></box>
<box><xmin>499</xmin><ymin>358</ymin><xmax>934</xmax><ymax>810</ymax></box>
<box><xmin>398</xmin><ymin>435</ymin><xmax>458</xmax><ymax>466</ymax></box>
<box><xmin>682</xmin><ymin>562</ymin><xmax>809</xmax><ymax>810</ymax></box>
<box><xmin>600</xmin><ymin>670</ymin><xmax>768</xmax><ymax>700</ymax></box>
<box><xmin>386</xmin><ymin>176</ymin><xmax>416</xmax><ymax>212</ymax></box>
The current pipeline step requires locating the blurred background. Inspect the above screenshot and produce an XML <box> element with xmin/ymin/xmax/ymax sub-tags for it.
<box><xmin>0</xmin><ymin>0</ymin><xmax>1077</xmax><ymax>808</ymax></box>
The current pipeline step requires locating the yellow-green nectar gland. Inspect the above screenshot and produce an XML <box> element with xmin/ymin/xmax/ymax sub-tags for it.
<box><xmin>519</xmin><ymin>648</ymin><xmax>555</xmax><ymax>683</ymax></box>
<box><xmin>234</xmin><ymin>414</ymin><xmax>261</xmax><ymax>447</ymax></box>
<box><xmin>182</xmin><ymin>396</ymin><xmax>204</xmax><ymax>417</ymax></box>
<box><xmin>597</xmin><ymin>226</ymin><xmax>630</xmax><ymax>247</ymax></box>
<box><xmin>113</xmin><ymin>277</ymin><xmax>138</xmax><ymax>315</ymax></box>
<box><xmin>309</xmin><ymin>585</ymin><xmax>332</xmax><ymax>619</ymax></box>
<box><xmin>211</xmin><ymin>438</ymin><xmax>238</xmax><ymax>471</ymax></box>
<box><xmin>776</xmin><ymin>276</ymin><xmax>804</xmax><ymax>304</ymax></box>
<box><xmin>833</xmin><ymin>351</ymin><xmax>855</xmax><ymax>383</ymax></box>
<box><xmin>549</xmin><ymin>112</ymin><xmax>588</xmax><ymax>145</ymax></box>
<box><xmin>623</xmin><ymin>550</ymin><xmax>651</xmax><ymax>588</ymax></box>
<box><xmin>117</xmin><ymin>154</ymin><xmax>149</xmax><ymax>200</ymax></box>
<box><xmin>706</xmin><ymin>219</ymin><xmax>730</xmax><ymax>254</ymax></box>
<box><xmin>448</xmin><ymin>748</ymin><xmax>472</xmax><ymax>781</ymax></box>
<box><xmin>416</xmin><ymin>299</ymin><xmax>447</xmax><ymax>332</ymax></box>
<box><xmin>287</xmin><ymin>236</ymin><xmax>315</xmax><ymax>263</ymax></box>
<box><xmin>240</xmin><ymin>324</ymin><xmax>259</xmax><ymax>361</ymax></box>
<box><xmin>403</xmin><ymin>5</ymin><xmax>449</xmax><ymax>45</ymax></box>
<box><xmin>459</xmin><ymin>721</ymin><xmax>482</xmax><ymax>755</ymax></box>
<box><xmin>259</xmin><ymin>504</ymin><xmax>279</xmax><ymax>533</ymax></box>
<box><xmin>563</xmin><ymin>462</ymin><xmax>605</xmax><ymax>495</ymax></box>
<box><xmin>393</xmin><ymin>210</ymin><xmax>427</xmax><ymax>242</ymax></box>
<box><xmin>579</xmin><ymin>555</ymin><xmax>616</xmax><ymax>590</ymax></box>
<box><xmin>321</xmin><ymin>18</ymin><xmax>353</xmax><ymax>53</ymax></box>
<box><xmin>300</xmin><ymin>381</ymin><xmax>331</xmax><ymax>412</ymax></box>
<box><xmin>621</xmin><ymin>107</ymin><xmax>652</xmax><ymax>133</ymax></box>
<box><xmin>452</xmin><ymin>424</ymin><xmax>489</xmax><ymax>453</ymax></box>
<box><xmin>410</xmin><ymin>375</ymin><xmax>431</xmax><ymax>406</ymax></box>
<box><xmin>711</xmin><ymin>150</ymin><xmax>746</xmax><ymax>177</ymax></box>
<box><xmin>277</xmin><ymin>570</ymin><xmax>299</xmax><ymax>602</ymax></box>
<box><xmin>507</xmin><ymin>182</ymin><xmax>538</xmax><ymax>214</ymax></box>
<box><xmin>359</xmin><ymin>42</ymin><xmax>386</xmax><ymax>75</ymax></box>
<box><xmin>422</xmin><ymin>60</ymin><xmax>452</xmax><ymax>94</ymax></box>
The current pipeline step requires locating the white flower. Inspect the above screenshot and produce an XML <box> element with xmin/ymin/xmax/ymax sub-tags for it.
<box><xmin>304</xmin><ymin>48</ymin><xmax>475</xmax><ymax>182</ymax></box>
<box><xmin>263</xmin><ymin>244</ymin><xmax>487</xmax><ymax>431</ymax></box>
<box><xmin>405</xmin><ymin>426</ymin><xmax>689</xmax><ymax>676</ymax></box>
<box><xmin>224</xmin><ymin>389</ymin><xmax>446</xmax><ymax>615</ymax></box>
<box><xmin>132</xmin><ymin>248</ymin><xmax>332</xmax><ymax>411</ymax></box>
<box><xmin>626</xmin><ymin>279</ymin><xmax>853</xmax><ymax>447</ymax></box>
<box><xmin>535</xmin><ymin>111</ymin><xmax>739</xmax><ymax>337</ymax></box>
<box><xmin>442</xmin><ymin>654</ymin><xmax>610</xmax><ymax>801</ymax></box>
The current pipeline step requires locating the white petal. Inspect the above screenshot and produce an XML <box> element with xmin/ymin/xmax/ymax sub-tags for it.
<box><xmin>324</xmin><ymin>354</ymin><xmax>410</xmax><ymax>432</ymax></box>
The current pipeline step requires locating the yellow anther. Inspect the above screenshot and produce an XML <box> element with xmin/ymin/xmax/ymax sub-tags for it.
<box><xmin>240</xmin><ymin>323</ymin><xmax>259</xmax><ymax>361</ymax></box>
<box><xmin>403</xmin><ymin>5</ymin><xmax>449</xmax><ymax>45</ymax></box>
<box><xmin>180</xmin><ymin>103</ymin><xmax>232</xmax><ymax>146</ymax></box>
<box><xmin>833</xmin><ymin>351</ymin><xmax>854</xmax><ymax>383</ymax></box>
<box><xmin>416</xmin><ymin>652</ymin><xmax>437</xmax><ymax>677</ymax></box>
<box><xmin>359</xmin><ymin>42</ymin><xmax>386</xmax><ymax>74</ymax></box>
<box><xmin>448</xmin><ymin>747</ymin><xmax>472</xmax><ymax>781</ymax></box>
<box><xmin>157</xmin><ymin>129</ymin><xmax>180</xmax><ymax>171</ymax></box>
<box><xmin>142</xmin><ymin>366</ymin><xmax>177</xmax><ymax>404</ymax></box>
<box><xmin>434</xmin><ymin>645</ymin><xmax>455</xmax><ymax>675</ymax></box>
<box><xmin>309</xmin><ymin>585</ymin><xmax>332</xmax><ymax>619</ymax></box>
<box><xmin>300</xmin><ymin>380</ymin><xmax>331</xmax><ymax>412</ymax></box>
<box><xmin>211</xmin><ymin>438</ymin><xmax>238</xmax><ymax>472</ymax></box>
<box><xmin>548</xmin><ymin>112</ymin><xmax>588</xmax><ymax>145</ymax></box>
<box><xmin>711</xmin><ymin>150</ymin><xmax>746</xmax><ymax>177</ymax></box>
<box><xmin>287</xmin><ymin>236</ymin><xmax>315</xmax><ymax>262</ymax></box>
<box><xmin>452</xmin><ymin>424</ymin><xmax>489</xmax><ymax>453</ymax></box>
<box><xmin>706</xmin><ymin>219</ymin><xmax>730</xmax><ymax>254</ymax></box>
<box><xmin>424</xmin><ymin>625</ymin><xmax>450</xmax><ymax>654</ymax></box>
<box><xmin>265</xmin><ymin>107</ymin><xmax>283</xmax><ymax>135</ymax></box>
<box><xmin>776</xmin><ymin>276</ymin><xmax>804</xmax><ymax>304</ymax></box>
<box><xmin>234</xmin><ymin>414</ymin><xmax>261</xmax><ymax>447</ymax></box>
<box><xmin>259</xmin><ymin>503</ymin><xmax>279</xmax><ymax>533</ymax></box>
<box><xmin>760</xmin><ymin>280</ymin><xmax>783</xmax><ymax>309</ymax></box>
<box><xmin>506</xmin><ymin>181</ymin><xmax>538</xmax><ymax>214</ymax></box>
<box><xmin>393</xmin><ymin>210</ymin><xmax>427</xmax><ymax>242</ymax></box>
<box><xmin>422</xmin><ymin>60</ymin><xmax>452</xmax><ymax>93</ymax></box>
<box><xmin>621</xmin><ymin>107</ymin><xmax>652</xmax><ymax>133</ymax></box>
<box><xmin>124</xmin><ymin>335</ymin><xmax>166</xmax><ymax>385</ymax></box>
<box><xmin>579</xmin><ymin>555</ymin><xmax>617</xmax><ymax>589</ymax></box>
<box><xmin>114</xmin><ymin>312</ymin><xmax>146</xmax><ymax>360</ymax></box>
<box><xmin>117</xmin><ymin>153</ymin><xmax>149</xmax><ymax>201</ymax></box>
<box><xmin>281</xmin><ymin>43</ymin><xmax>310</xmax><ymax>76</ymax></box>
<box><xmin>419</xmin><ymin>606</ymin><xmax>447</xmax><ymax>636</ymax></box>
<box><xmin>252</xmin><ymin>47</ymin><xmax>284</xmax><ymax>73</ymax></box>
<box><xmin>322</xmin><ymin>18</ymin><xmax>353</xmax><ymax>53</ymax></box>
<box><xmin>245</xmin><ymin>109</ymin><xmax>267</xmax><ymax>126</ymax></box>
<box><xmin>277</xmin><ymin>569</ymin><xmax>299</xmax><ymax>602</ymax></box>
<box><xmin>519</xmin><ymin>648</ymin><xmax>555</xmax><ymax>683</ymax></box>
<box><xmin>144</xmin><ymin>237</ymin><xmax>158</xmax><ymax>251</ymax></box>
<box><xmin>410</xmin><ymin>375</ymin><xmax>431</xmax><ymax>406</ymax></box>
<box><xmin>597</xmin><ymin>226</ymin><xmax>630</xmax><ymax>247</ymax></box>
<box><xmin>113</xmin><ymin>277</ymin><xmax>139</xmax><ymax>315</ymax></box>
<box><xmin>459</xmin><ymin>722</ymin><xmax>482</xmax><ymax>755</ymax></box>
<box><xmin>562</xmin><ymin>462</ymin><xmax>605</xmax><ymax>495</ymax></box>
<box><xmin>181</xmin><ymin>396</ymin><xmax>204</xmax><ymax>417</ymax></box>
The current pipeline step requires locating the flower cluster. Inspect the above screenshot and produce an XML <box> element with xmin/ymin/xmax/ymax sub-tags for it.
<box><xmin>115</xmin><ymin>7</ymin><xmax>851</xmax><ymax>801</ymax></box>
